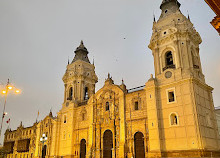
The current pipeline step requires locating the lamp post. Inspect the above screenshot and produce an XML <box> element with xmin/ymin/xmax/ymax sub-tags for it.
<box><xmin>0</xmin><ymin>79</ymin><xmax>21</xmax><ymax>137</ymax></box>
<box><xmin>40</xmin><ymin>133</ymin><xmax>47</xmax><ymax>158</ymax></box>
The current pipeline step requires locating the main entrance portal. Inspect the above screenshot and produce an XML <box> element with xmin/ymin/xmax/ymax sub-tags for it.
<box><xmin>42</xmin><ymin>145</ymin><xmax>47</xmax><ymax>158</ymax></box>
<box><xmin>134</xmin><ymin>132</ymin><xmax>145</xmax><ymax>158</ymax></box>
<box><xmin>80</xmin><ymin>139</ymin><xmax>86</xmax><ymax>158</ymax></box>
<box><xmin>103</xmin><ymin>130</ymin><xmax>113</xmax><ymax>158</ymax></box>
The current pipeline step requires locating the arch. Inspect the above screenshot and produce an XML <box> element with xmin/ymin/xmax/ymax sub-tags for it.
<box><xmin>162</xmin><ymin>51</ymin><xmax>176</xmax><ymax>71</ymax></box>
<box><xmin>165</xmin><ymin>51</ymin><xmax>174</xmax><ymax>66</ymax></box>
<box><xmin>80</xmin><ymin>139</ymin><xmax>86</xmax><ymax>158</ymax></box>
<box><xmin>160</xmin><ymin>46</ymin><xmax>175</xmax><ymax>58</ymax></box>
<box><xmin>134</xmin><ymin>132</ymin><xmax>145</xmax><ymax>158</ymax></box>
<box><xmin>170</xmin><ymin>113</ymin><xmax>179</xmax><ymax>126</ymax></box>
<box><xmin>42</xmin><ymin>145</ymin><xmax>47</xmax><ymax>158</ymax></box>
<box><xmin>160</xmin><ymin>47</ymin><xmax>176</xmax><ymax>71</ymax></box>
<box><xmin>84</xmin><ymin>87</ymin><xmax>89</xmax><ymax>100</ymax></box>
<box><xmin>106</xmin><ymin>102</ymin><xmax>110</xmax><ymax>111</ymax></box>
<box><xmin>103</xmin><ymin>130</ymin><xmax>113</xmax><ymax>158</ymax></box>
<box><xmin>68</xmin><ymin>87</ymin><xmax>73</xmax><ymax>100</ymax></box>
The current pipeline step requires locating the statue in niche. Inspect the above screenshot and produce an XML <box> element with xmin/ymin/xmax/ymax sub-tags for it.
<box><xmin>191</xmin><ymin>49</ymin><xmax>200</xmax><ymax>69</ymax></box>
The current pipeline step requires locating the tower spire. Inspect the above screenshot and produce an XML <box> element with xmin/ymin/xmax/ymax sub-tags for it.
<box><xmin>153</xmin><ymin>13</ymin><xmax>156</xmax><ymax>22</ymax></box>
<box><xmin>158</xmin><ymin>0</ymin><xmax>182</xmax><ymax>20</ymax></box>
<box><xmin>80</xmin><ymin>40</ymin><xmax>84</xmax><ymax>48</ymax></box>
<box><xmin>160</xmin><ymin>0</ymin><xmax>181</xmax><ymax>10</ymax></box>
<box><xmin>72</xmin><ymin>40</ymin><xmax>90</xmax><ymax>64</ymax></box>
<box><xmin>187</xmin><ymin>11</ymin><xmax>191</xmax><ymax>21</ymax></box>
<box><xmin>105</xmin><ymin>73</ymin><xmax>114</xmax><ymax>85</ymax></box>
<box><xmin>62</xmin><ymin>41</ymin><xmax>98</xmax><ymax>104</ymax></box>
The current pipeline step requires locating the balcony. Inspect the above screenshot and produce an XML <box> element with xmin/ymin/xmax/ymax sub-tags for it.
<box><xmin>163</xmin><ymin>64</ymin><xmax>176</xmax><ymax>71</ymax></box>
<box><xmin>78</xmin><ymin>100</ymin><xmax>88</xmax><ymax>106</ymax></box>
<box><xmin>67</xmin><ymin>97</ymin><xmax>72</xmax><ymax>101</ymax></box>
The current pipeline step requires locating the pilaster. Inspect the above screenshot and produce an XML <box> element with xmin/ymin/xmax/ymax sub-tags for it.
<box><xmin>145</xmin><ymin>78</ymin><xmax>162</xmax><ymax>157</ymax></box>
<box><xmin>119</xmin><ymin>94</ymin><xmax>126</xmax><ymax>158</ymax></box>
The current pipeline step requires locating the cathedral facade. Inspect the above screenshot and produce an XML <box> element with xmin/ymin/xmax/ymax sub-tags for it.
<box><xmin>3</xmin><ymin>0</ymin><xmax>220</xmax><ymax>158</ymax></box>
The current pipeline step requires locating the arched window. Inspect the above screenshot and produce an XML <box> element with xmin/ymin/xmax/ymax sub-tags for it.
<box><xmin>68</xmin><ymin>87</ymin><xmax>73</xmax><ymax>100</ymax></box>
<box><xmin>166</xmin><ymin>51</ymin><xmax>174</xmax><ymax>66</ymax></box>
<box><xmin>106</xmin><ymin>102</ymin><xmax>110</xmax><ymax>111</ymax></box>
<box><xmin>170</xmin><ymin>113</ymin><xmax>178</xmax><ymax>126</ymax></box>
<box><xmin>84</xmin><ymin>87</ymin><xmax>88</xmax><ymax>100</ymax></box>
<box><xmin>135</xmin><ymin>101</ymin><xmax>139</xmax><ymax>110</ymax></box>
<box><xmin>163</xmin><ymin>51</ymin><xmax>175</xmax><ymax>71</ymax></box>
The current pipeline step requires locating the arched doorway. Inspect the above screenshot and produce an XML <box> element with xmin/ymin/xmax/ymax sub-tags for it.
<box><xmin>134</xmin><ymin>132</ymin><xmax>145</xmax><ymax>158</ymax></box>
<box><xmin>103</xmin><ymin>130</ymin><xmax>113</xmax><ymax>158</ymax></box>
<box><xmin>80</xmin><ymin>139</ymin><xmax>86</xmax><ymax>158</ymax></box>
<box><xmin>42</xmin><ymin>145</ymin><xmax>47</xmax><ymax>158</ymax></box>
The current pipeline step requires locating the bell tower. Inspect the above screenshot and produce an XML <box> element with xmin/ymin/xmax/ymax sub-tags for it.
<box><xmin>149</xmin><ymin>0</ymin><xmax>204</xmax><ymax>84</ymax></box>
<box><xmin>62</xmin><ymin>41</ymin><xmax>98</xmax><ymax>106</ymax></box>
<box><xmin>146</xmin><ymin>0</ymin><xmax>220</xmax><ymax>157</ymax></box>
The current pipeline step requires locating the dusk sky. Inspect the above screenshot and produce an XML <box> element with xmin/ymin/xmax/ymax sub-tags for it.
<box><xmin>0</xmin><ymin>0</ymin><xmax>219</xmax><ymax>143</ymax></box>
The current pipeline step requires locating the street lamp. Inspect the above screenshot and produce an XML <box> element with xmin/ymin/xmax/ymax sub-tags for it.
<box><xmin>40</xmin><ymin>133</ymin><xmax>48</xmax><ymax>158</ymax></box>
<box><xmin>0</xmin><ymin>79</ymin><xmax>21</xmax><ymax>137</ymax></box>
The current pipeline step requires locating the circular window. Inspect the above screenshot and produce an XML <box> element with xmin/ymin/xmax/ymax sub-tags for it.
<box><xmin>165</xmin><ymin>10</ymin><xmax>168</xmax><ymax>13</ymax></box>
<box><xmin>165</xmin><ymin>71</ymin><xmax>172</xmax><ymax>78</ymax></box>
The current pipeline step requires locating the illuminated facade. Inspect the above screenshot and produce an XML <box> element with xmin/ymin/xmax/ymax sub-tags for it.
<box><xmin>3</xmin><ymin>0</ymin><xmax>220</xmax><ymax>157</ymax></box>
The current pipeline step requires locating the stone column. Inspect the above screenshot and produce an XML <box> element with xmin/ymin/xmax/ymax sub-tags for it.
<box><xmin>153</xmin><ymin>48</ymin><xmax>161</xmax><ymax>76</ymax></box>
<box><xmin>174</xmin><ymin>40</ymin><xmax>181</xmax><ymax>69</ymax></box>
<box><xmin>64</xmin><ymin>84</ymin><xmax>67</xmax><ymax>102</ymax></box>
<box><xmin>73</xmin><ymin>81</ymin><xmax>76</xmax><ymax>100</ymax></box>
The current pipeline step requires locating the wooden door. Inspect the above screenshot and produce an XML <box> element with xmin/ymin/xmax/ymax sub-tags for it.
<box><xmin>42</xmin><ymin>145</ymin><xmax>47</xmax><ymax>158</ymax></box>
<box><xmin>134</xmin><ymin>132</ymin><xmax>145</xmax><ymax>158</ymax></box>
<box><xmin>80</xmin><ymin>139</ymin><xmax>86</xmax><ymax>158</ymax></box>
<box><xmin>103</xmin><ymin>130</ymin><xmax>113</xmax><ymax>158</ymax></box>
